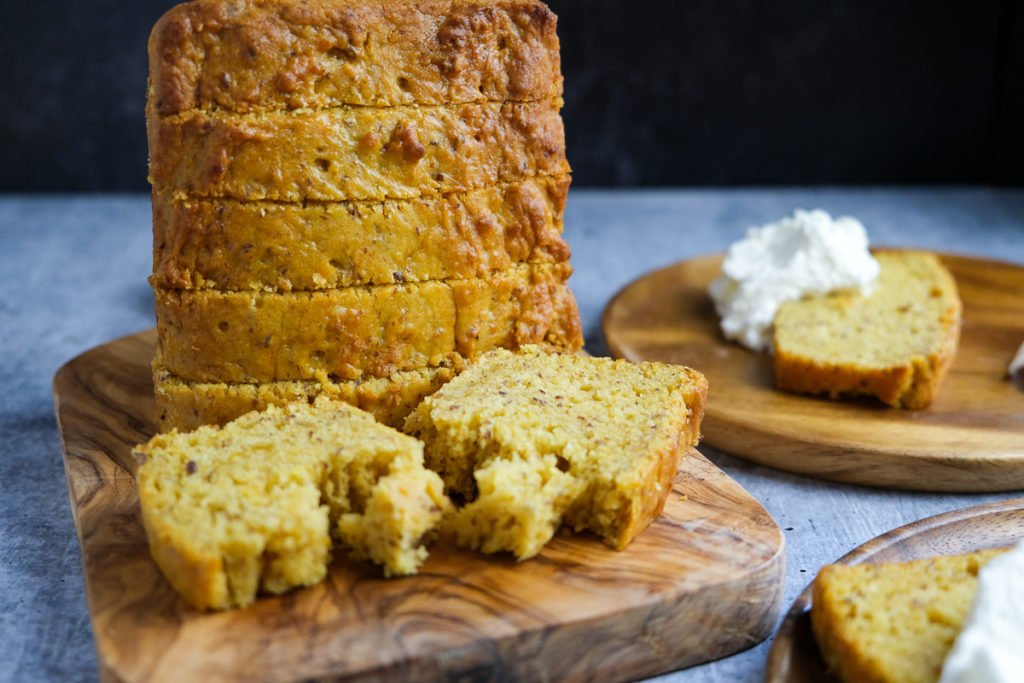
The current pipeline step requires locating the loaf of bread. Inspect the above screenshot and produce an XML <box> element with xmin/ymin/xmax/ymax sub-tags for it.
<box><xmin>404</xmin><ymin>347</ymin><xmax>708</xmax><ymax>559</ymax></box>
<box><xmin>773</xmin><ymin>250</ymin><xmax>961</xmax><ymax>409</ymax></box>
<box><xmin>811</xmin><ymin>550</ymin><xmax>1006</xmax><ymax>683</ymax></box>
<box><xmin>144</xmin><ymin>0</ymin><xmax>580</xmax><ymax>448</ymax></box>
<box><xmin>149</xmin><ymin>0</ymin><xmax>562</xmax><ymax>115</ymax></box>
<box><xmin>153</xmin><ymin>359</ymin><xmax>464</xmax><ymax>432</ymax></box>
<box><xmin>153</xmin><ymin>177</ymin><xmax>570</xmax><ymax>291</ymax></box>
<box><xmin>154</xmin><ymin>263</ymin><xmax>582</xmax><ymax>383</ymax></box>
<box><xmin>135</xmin><ymin>398</ymin><xmax>451</xmax><ymax>610</ymax></box>
<box><xmin>148</xmin><ymin>99</ymin><xmax>568</xmax><ymax>202</ymax></box>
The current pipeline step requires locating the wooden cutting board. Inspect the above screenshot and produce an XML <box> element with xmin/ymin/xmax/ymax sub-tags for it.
<box><xmin>53</xmin><ymin>329</ymin><xmax>785</xmax><ymax>683</ymax></box>
<box><xmin>765</xmin><ymin>498</ymin><xmax>1024</xmax><ymax>683</ymax></box>
<box><xmin>602</xmin><ymin>252</ymin><xmax>1024</xmax><ymax>492</ymax></box>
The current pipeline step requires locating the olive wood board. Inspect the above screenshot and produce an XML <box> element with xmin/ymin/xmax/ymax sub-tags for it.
<box><xmin>764</xmin><ymin>498</ymin><xmax>1024</xmax><ymax>683</ymax></box>
<box><xmin>602</xmin><ymin>252</ymin><xmax>1024</xmax><ymax>492</ymax></box>
<box><xmin>53</xmin><ymin>329</ymin><xmax>785</xmax><ymax>683</ymax></box>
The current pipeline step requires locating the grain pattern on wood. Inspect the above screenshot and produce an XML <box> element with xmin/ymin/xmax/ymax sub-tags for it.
<box><xmin>764</xmin><ymin>499</ymin><xmax>1024</xmax><ymax>683</ymax></box>
<box><xmin>603</xmin><ymin>253</ymin><xmax>1024</xmax><ymax>492</ymax></box>
<box><xmin>53</xmin><ymin>330</ymin><xmax>785</xmax><ymax>683</ymax></box>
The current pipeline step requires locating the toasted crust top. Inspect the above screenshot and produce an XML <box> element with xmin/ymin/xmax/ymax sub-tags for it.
<box><xmin>149</xmin><ymin>0</ymin><xmax>562</xmax><ymax>115</ymax></box>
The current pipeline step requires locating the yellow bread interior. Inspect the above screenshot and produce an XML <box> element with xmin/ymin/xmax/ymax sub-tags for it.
<box><xmin>774</xmin><ymin>250</ymin><xmax>961</xmax><ymax>408</ymax></box>
<box><xmin>811</xmin><ymin>549</ymin><xmax>1007</xmax><ymax>683</ymax></box>
<box><xmin>135</xmin><ymin>398</ymin><xmax>451</xmax><ymax>610</ymax></box>
<box><xmin>404</xmin><ymin>347</ymin><xmax>707</xmax><ymax>559</ymax></box>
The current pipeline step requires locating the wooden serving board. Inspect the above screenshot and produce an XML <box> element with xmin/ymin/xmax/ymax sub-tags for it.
<box><xmin>765</xmin><ymin>498</ymin><xmax>1024</xmax><ymax>683</ymax></box>
<box><xmin>53</xmin><ymin>329</ymin><xmax>785</xmax><ymax>683</ymax></box>
<box><xmin>602</xmin><ymin>253</ymin><xmax>1024</xmax><ymax>492</ymax></box>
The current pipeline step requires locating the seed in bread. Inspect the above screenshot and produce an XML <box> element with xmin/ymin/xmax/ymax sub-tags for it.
<box><xmin>135</xmin><ymin>398</ymin><xmax>451</xmax><ymax>610</ymax></box>
<box><xmin>773</xmin><ymin>250</ymin><xmax>961</xmax><ymax>409</ymax></box>
<box><xmin>148</xmin><ymin>99</ymin><xmax>568</xmax><ymax>203</ymax></box>
<box><xmin>154</xmin><ymin>263</ymin><xmax>582</xmax><ymax>383</ymax></box>
<box><xmin>152</xmin><ymin>177</ymin><xmax>571</xmax><ymax>291</ymax></box>
<box><xmin>404</xmin><ymin>347</ymin><xmax>708</xmax><ymax>559</ymax></box>
<box><xmin>811</xmin><ymin>550</ymin><xmax>1006</xmax><ymax>683</ymax></box>
<box><xmin>148</xmin><ymin>0</ymin><xmax>563</xmax><ymax>115</ymax></box>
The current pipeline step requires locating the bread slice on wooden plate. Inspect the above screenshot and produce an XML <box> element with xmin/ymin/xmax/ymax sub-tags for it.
<box><xmin>404</xmin><ymin>346</ymin><xmax>707</xmax><ymax>559</ymax></box>
<box><xmin>773</xmin><ymin>250</ymin><xmax>961</xmax><ymax>409</ymax></box>
<box><xmin>811</xmin><ymin>550</ymin><xmax>1006</xmax><ymax>683</ymax></box>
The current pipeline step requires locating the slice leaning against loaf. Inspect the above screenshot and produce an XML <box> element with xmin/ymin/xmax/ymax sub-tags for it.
<box><xmin>135</xmin><ymin>398</ymin><xmax>452</xmax><ymax>610</ymax></box>
<box><xmin>152</xmin><ymin>177</ymin><xmax>570</xmax><ymax>291</ymax></box>
<box><xmin>404</xmin><ymin>347</ymin><xmax>708</xmax><ymax>560</ymax></box>
<box><xmin>154</xmin><ymin>262</ymin><xmax>582</xmax><ymax>383</ymax></box>
<box><xmin>811</xmin><ymin>550</ymin><xmax>1007</xmax><ymax>683</ymax></box>
<box><xmin>773</xmin><ymin>250</ymin><xmax>961</xmax><ymax>409</ymax></box>
<box><xmin>153</xmin><ymin>358</ymin><xmax>465</xmax><ymax>433</ymax></box>
<box><xmin>148</xmin><ymin>99</ymin><xmax>568</xmax><ymax>202</ymax></box>
<box><xmin>148</xmin><ymin>0</ymin><xmax>562</xmax><ymax>115</ymax></box>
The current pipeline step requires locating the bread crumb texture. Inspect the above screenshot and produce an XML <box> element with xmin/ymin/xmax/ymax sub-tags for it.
<box><xmin>811</xmin><ymin>549</ymin><xmax>1006</xmax><ymax>683</ymax></box>
<box><xmin>773</xmin><ymin>250</ymin><xmax>961</xmax><ymax>408</ymax></box>
<box><xmin>135</xmin><ymin>398</ymin><xmax>451</xmax><ymax>610</ymax></box>
<box><xmin>404</xmin><ymin>347</ymin><xmax>707</xmax><ymax>559</ymax></box>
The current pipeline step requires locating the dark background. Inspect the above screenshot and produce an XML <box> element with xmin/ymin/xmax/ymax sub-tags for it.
<box><xmin>1</xmin><ymin>0</ymin><xmax>1022</xmax><ymax>191</ymax></box>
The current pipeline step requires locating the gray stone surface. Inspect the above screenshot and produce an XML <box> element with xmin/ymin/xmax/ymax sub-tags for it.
<box><xmin>0</xmin><ymin>190</ymin><xmax>1022</xmax><ymax>683</ymax></box>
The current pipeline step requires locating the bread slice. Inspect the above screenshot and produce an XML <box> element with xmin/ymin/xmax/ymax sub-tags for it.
<box><xmin>404</xmin><ymin>347</ymin><xmax>708</xmax><ymax>559</ymax></box>
<box><xmin>153</xmin><ymin>359</ymin><xmax>464</xmax><ymax>433</ymax></box>
<box><xmin>773</xmin><ymin>251</ymin><xmax>961</xmax><ymax>409</ymax></box>
<box><xmin>148</xmin><ymin>0</ymin><xmax>562</xmax><ymax>116</ymax></box>
<box><xmin>152</xmin><ymin>177</ymin><xmax>570</xmax><ymax>291</ymax></box>
<box><xmin>154</xmin><ymin>262</ymin><xmax>582</xmax><ymax>383</ymax></box>
<box><xmin>148</xmin><ymin>99</ymin><xmax>568</xmax><ymax>202</ymax></box>
<box><xmin>811</xmin><ymin>550</ymin><xmax>1006</xmax><ymax>683</ymax></box>
<box><xmin>135</xmin><ymin>398</ymin><xmax>451</xmax><ymax>610</ymax></box>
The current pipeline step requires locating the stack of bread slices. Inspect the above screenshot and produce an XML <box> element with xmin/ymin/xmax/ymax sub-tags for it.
<box><xmin>145</xmin><ymin>0</ymin><xmax>583</xmax><ymax>433</ymax></box>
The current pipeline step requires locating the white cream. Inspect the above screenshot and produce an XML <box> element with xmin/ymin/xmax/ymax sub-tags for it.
<box><xmin>938</xmin><ymin>541</ymin><xmax>1024</xmax><ymax>683</ymax></box>
<box><xmin>708</xmin><ymin>208</ymin><xmax>880</xmax><ymax>351</ymax></box>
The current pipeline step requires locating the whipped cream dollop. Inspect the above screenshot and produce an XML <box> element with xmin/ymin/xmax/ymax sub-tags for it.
<box><xmin>939</xmin><ymin>542</ymin><xmax>1024</xmax><ymax>683</ymax></box>
<box><xmin>708</xmin><ymin>208</ymin><xmax>880</xmax><ymax>351</ymax></box>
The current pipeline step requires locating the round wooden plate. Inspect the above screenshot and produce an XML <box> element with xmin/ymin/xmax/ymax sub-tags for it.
<box><xmin>764</xmin><ymin>498</ymin><xmax>1024</xmax><ymax>682</ymax></box>
<box><xmin>602</xmin><ymin>252</ymin><xmax>1024</xmax><ymax>492</ymax></box>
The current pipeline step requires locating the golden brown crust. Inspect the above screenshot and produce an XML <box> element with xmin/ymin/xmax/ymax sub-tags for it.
<box><xmin>773</xmin><ymin>251</ymin><xmax>962</xmax><ymax>409</ymax></box>
<box><xmin>154</xmin><ymin>263</ymin><xmax>582</xmax><ymax>383</ymax></box>
<box><xmin>596</xmin><ymin>366</ymin><xmax>707</xmax><ymax>550</ymax></box>
<box><xmin>811</xmin><ymin>565</ymin><xmax>884</xmax><ymax>683</ymax></box>
<box><xmin>153</xmin><ymin>360</ymin><xmax>465</xmax><ymax>433</ymax></box>
<box><xmin>148</xmin><ymin>0</ymin><xmax>562</xmax><ymax>115</ymax></box>
<box><xmin>141</xmin><ymin>510</ymin><xmax>234</xmax><ymax>608</ymax></box>
<box><xmin>148</xmin><ymin>98</ymin><xmax>569</xmax><ymax>202</ymax></box>
<box><xmin>152</xmin><ymin>177</ymin><xmax>570</xmax><ymax>291</ymax></box>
